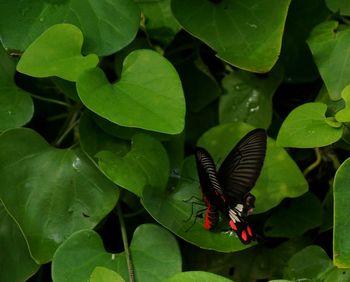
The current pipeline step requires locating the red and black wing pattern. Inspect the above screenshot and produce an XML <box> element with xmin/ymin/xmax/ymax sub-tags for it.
<box><xmin>217</xmin><ymin>128</ymin><xmax>267</xmax><ymax>203</ymax></box>
<box><xmin>228</xmin><ymin>205</ymin><xmax>255</xmax><ymax>244</ymax></box>
<box><xmin>194</xmin><ymin>129</ymin><xmax>266</xmax><ymax>244</ymax></box>
<box><xmin>195</xmin><ymin>147</ymin><xmax>225</xmax><ymax>230</ymax></box>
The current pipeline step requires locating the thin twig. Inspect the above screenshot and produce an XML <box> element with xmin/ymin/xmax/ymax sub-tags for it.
<box><xmin>30</xmin><ymin>93</ymin><xmax>71</xmax><ymax>107</ymax></box>
<box><xmin>117</xmin><ymin>204</ymin><xmax>135</xmax><ymax>282</ymax></box>
<box><xmin>303</xmin><ymin>147</ymin><xmax>322</xmax><ymax>176</ymax></box>
<box><xmin>53</xmin><ymin>118</ymin><xmax>79</xmax><ymax>147</ymax></box>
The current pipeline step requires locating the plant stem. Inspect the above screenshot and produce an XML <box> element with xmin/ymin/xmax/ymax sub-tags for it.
<box><xmin>327</xmin><ymin>150</ymin><xmax>341</xmax><ymax>171</ymax></box>
<box><xmin>30</xmin><ymin>93</ymin><xmax>71</xmax><ymax>107</ymax></box>
<box><xmin>117</xmin><ymin>204</ymin><xmax>135</xmax><ymax>282</ymax></box>
<box><xmin>53</xmin><ymin>103</ymin><xmax>81</xmax><ymax>147</ymax></box>
<box><xmin>303</xmin><ymin>147</ymin><xmax>321</xmax><ymax>176</ymax></box>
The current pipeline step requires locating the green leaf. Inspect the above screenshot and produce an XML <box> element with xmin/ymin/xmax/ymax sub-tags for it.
<box><xmin>164</xmin><ymin>271</ymin><xmax>232</xmax><ymax>282</ymax></box>
<box><xmin>97</xmin><ymin>133</ymin><xmax>169</xmax><ymax>196</ymax></box>
<box><xmin>323</xmin><ymin>268</ymin><xmax>350</xmax><ymax>281</ymax></box>
<box><xmin>335</xmin><ymin>85</ymin><xmax>350</xmax><ymax>122</ymax></box>
<box><xmin>334</xmin><ymin>158</ymin><xmax>350</xmax><ymax>267</ymax></box>
<box><xmin>16</xmin><ymin>24</ymin><xmax>99</xmax><ymax>82</ymax></box>
<box><xmin>52</xmin><ymin>224</ymin><xmax>182</xmax><ymax>282</ymax></box>
<box><xmin>137</xmin><ymin>0</ymin><xmax>181</xmax><ymax>45</ymax></box>
<box><xmin>143</xmin><ymin>123</ymin><xmax>307</xmax><ymax>251</ymax></box>
<box><xmin>326</xmin><ymin>0</ymin><xmax>350</xmax><ymax>16</ymax></box>
<box><xmin>89</xmin><ymin>267</ymin><xmax>125</xmax><ymax>282</ymax></box>
<box><xmin>0</xmin><ymin>46</ymin><xmax>33</xmax><ymax>131</ymax></box>
<box><xmin>219</xmin><ymin>66</ymin><xmax>283</xmax><ymax>129</ymax></box>
<box><xmin>0</xmin><ymin>201</ymin><xmax>39</xmax><ymax>281</ymax></box>
<box><xmin>171</xmin><ymin>0</ymin><xmax>291</xmax><ymax>72</ymax></box>
<box><xmin>286</xmin><ymin>246</ymin><xmax>333</xmax><ymax>280</ymax></box>
<box><xmin>264</xmin><ymin>192</ymin><xmax>322</xmax><ymax>238</ymax></box>
<box><xmin>92</xmin><ymin>112</ymin><xmax>171</xmax><ymax>141</ymax></box>
<box><xmin>79</xmin><ymin>111</ymin><xmax>130</xmax><ymax>160</ymax></box>
<box><xmin>77</xmin><ymin>49</ymin><xmax>185</xmax><ymax>134</ymax></box>
<box><xmin>0</xmin><ymin>0</ymin><xmax>140</xmax><ymax>56</ymax></box>
<box><xmin>277</xmin><ymin>102</ymin><xmax>343</xmax><ymax>148</ymax></box>
<box><xmin>0</xmin><ymin>128</ymin><xmax>119</xmax><ymax>263</ymax></box>
<box><xmin>308</xmin><ymin>21</ymin><xmax>350</xmax><ymax>100</ymax></box>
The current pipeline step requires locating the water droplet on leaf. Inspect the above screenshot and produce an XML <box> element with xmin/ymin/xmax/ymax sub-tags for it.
<box><xmin>72</xmin><ymin>157</ymin><xmax>82</xmax><ymax>170</ymax></box>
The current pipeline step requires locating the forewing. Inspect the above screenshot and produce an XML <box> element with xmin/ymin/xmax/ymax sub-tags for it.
<box><xmin>218</xmin><ymin>128</ymin><xmax>267</xmax><ymax>201</ymax></box>
<box><xmin>195</xmin><ymin>147</ymin><xmax>223</xmax><ymax>198</ymax></box>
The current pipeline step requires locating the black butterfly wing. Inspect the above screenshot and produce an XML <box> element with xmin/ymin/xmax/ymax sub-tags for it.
<box><xmin>195</xmin><ymin>147</ymin><xmax>226</xmax><ymax>208</ymax></box>
<box><xmin>217</xmin><ymin>128</ymin><xmax>267</xmax><ymax>202</ymax></box>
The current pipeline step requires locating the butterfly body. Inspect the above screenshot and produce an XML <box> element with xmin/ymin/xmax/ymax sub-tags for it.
<box><xmin>194</xmin><ymin>129</ymin><xmax>267</xmax><ymax>244</ymax></box>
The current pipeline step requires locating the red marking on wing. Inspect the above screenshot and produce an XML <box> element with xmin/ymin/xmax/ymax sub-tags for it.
<box><xmin>247</xmin><ymin>225</ymin><xmax>253</xmax><ymax>237</ymax></box>
<box><xmin>229</xmin><ymin>220</ymin><xmax>238</xmax><ymax>231</ymax></box>
<box><xmin>241</xmin><ymin>230</ymin><xmax>248</xmax><ymax>242</ymax></box>
<box><xmin>203</xmin><ymin>207</ymin><xmax>212</xmax><ymax>230</ymax></box>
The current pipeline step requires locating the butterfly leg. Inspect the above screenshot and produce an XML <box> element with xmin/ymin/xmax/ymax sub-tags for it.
<box><xmin>184</xmin><ymin>207</ymin><xmax>207</xmax><ymax>232</ymax></box>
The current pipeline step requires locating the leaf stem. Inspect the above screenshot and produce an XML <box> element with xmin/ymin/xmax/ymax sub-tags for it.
<box><xmin>54</xmin><ymin>107</ymin><xmax>80</xmax><ymax>147</ymax></box>
<box><xmin>303</xmin><ymin>147</ymin><xmax>321</xmax><ymax>176</ymax></box>
<box><xmin>30</xmin><ymin>93</ymin><xmax>71</xmax><ymax>107</ymax></box>
<box><xmin>117</xmin><ymin>203</ymin><xmax>135</xmax><ymax>282</ymax></box>
<box><xmin>327</xmin><ymin>150</ymin><xmax>341</xmax><ymax>171</ymax></box>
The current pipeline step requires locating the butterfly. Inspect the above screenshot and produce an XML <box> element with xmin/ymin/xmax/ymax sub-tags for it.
<box><xmin>194</xmin><ymin>128</ymin><xmax>267</xmax><ymax>244</ymax></box>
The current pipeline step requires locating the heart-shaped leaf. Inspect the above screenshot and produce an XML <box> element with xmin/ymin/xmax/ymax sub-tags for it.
<box><xmin>52</xmin><ymin>224</ymin><xmax>182</xmax><ymax>282</ymax></box>
<box><xmin>308</xmin><ymin>21</ymin><xmax>350</xmax><ymax>100</ymax></box>
<box><xmin>143</xmin><ymin>123</ymin><xmax>307</xmax><ymax>251</ymax></box>
<box><xmin>0</xmin><ymin>128</ymin><xmax>119</xmax><ymax>263</ymax></box>
<box><xmin>171</xmin><ymin>0</ymin><xmax>291</xmax><ymax>72</ymax></box>
<box><xmin>277</xmin><ymin>102</ymin><xmax>343</xmax><ymax>148</ymax></box>
<box><xmin>0</xmin><ymin>46</ymin><xmax>33</xmax><ymax>131</ymax></box>
<box><xmin>0</xmin><ymin>201</ymin><xmax>39</xmax><ymax>281</ymax></box>
<box><xmin>0</xmin><ymin>0</ymin><xmax>140</xmax><ymax>56</ymax></box>
<box><xmin>96</xmin><ymin>133</ymin><xmax>169</xmax><ymax>196</ymax></box>
<box><xmin>77</xmin><ymin>49</ymin><xmax>185</xmax><ymax>134</ymax></box>
<box><xmin>17</xmin><ymin>24</ymin><xmax>99</xmax><ymax>82</ymax></box>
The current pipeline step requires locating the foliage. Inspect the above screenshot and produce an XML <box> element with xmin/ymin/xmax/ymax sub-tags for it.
<box><xmin>1</xmin><ymin>0</ymin><xmax>350</xmax><ymax>281</ymax></box>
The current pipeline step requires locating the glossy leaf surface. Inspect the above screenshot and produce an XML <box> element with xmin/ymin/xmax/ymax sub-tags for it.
<box><xmin>308</xmin><ymin>21</ymin><xmax>350</xmax><ymax>100</ymax></box>
<box><xmin>0</xmin><ymin>0</ymin><xmax>140</xmax><ymax>55</ymax></box>
<box><xmin>0</xmin><ymin>47</ymin><xmax>33</xmax><ymax>131</ymax></box>
<box><xmin>0</xmin><ymin>128</ymin><xmax>119</xmax><ymax>263</ymax></box>
<box><xmin>77</xmin><ymin>49</ymin><xmax>185</xmax><ymax>134</ymax></box>
<box><xmin>277</xmin><ymin>103</ymin><xmax>343</xmax><ymax>148</ymax></box>
<box><xmin>171</xmin><ymin>0</ymin><xmax>291</xmax><ymax>72</ymax></box>
<box><xmin>17</xmin><ymin>24</ymin><xmax>99</xmax><ymax>82</ymax></box>
<box><xmin>52</xmin><ymin>224</ymin><xmax>181</xmax><ymax>282</ymax></box>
